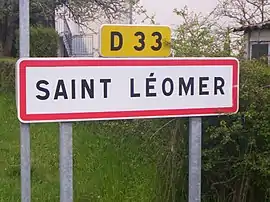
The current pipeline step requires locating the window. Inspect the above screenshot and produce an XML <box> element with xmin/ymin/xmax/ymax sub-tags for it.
<box><xmin>251</xmin><ymin>44</ymin><xmax>269</xmax><ymax>59</ymax></box>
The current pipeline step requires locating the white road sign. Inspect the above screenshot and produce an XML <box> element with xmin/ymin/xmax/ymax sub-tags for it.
<box><xmin>16</xmin><ymin>57</ymin><xmax>239</xmax><ymax>123</ymax></box>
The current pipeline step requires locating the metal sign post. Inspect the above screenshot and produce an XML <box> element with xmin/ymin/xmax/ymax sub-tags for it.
<box><xmin>19</xmin><ymin>0</ymin><xmax>31</xmax><ymax>201</ymax></box>
<box><xmin>59</xmin><ymin>122</ymin><xmax>73</xmax><ymax>202</ymax></box>
<box><xmin>189</xmin><ymin>117</ymin><xmax>202</xmax><ymax>202</ymax></box>
<box><xmin>59</xmin><ymin>2</ymin><xmax>73</xmax><ymax>201</ymax></box>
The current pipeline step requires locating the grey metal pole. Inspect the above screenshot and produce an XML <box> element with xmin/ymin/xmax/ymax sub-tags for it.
<box><xmin>60</xmin><ymin>122</ymin><xmax>73</xmax><ymax>202</ymax></box>
<box><xmin>19</xmin><ymin>0</ymin><xmax>31</xmax><ymax>202</ymax></box>
<box><xmin>59</xmin><ymin>2</ymin><xmax>73</xmax><ymax>202</ymax></box>
<box><xmin>188</xmin><ymin>117</ymin><xmax>202</xmax><ymax>202</ymax></box>
<box><xmin>129</xmin><ymin>0</ymin><xmax>133</xmax><ymax>24</ymax></box>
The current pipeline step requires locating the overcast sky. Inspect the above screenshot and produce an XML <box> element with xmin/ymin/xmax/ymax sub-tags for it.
<box><xmin>135</xmin><ymin>0</ymin><xmax>219</xmax><ymax>26</ymax></box>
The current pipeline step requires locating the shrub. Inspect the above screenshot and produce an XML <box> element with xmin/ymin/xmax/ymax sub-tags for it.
<box><xmin>0</xmin><ymin>57</ymin><xmax>16</xmax><ymax>92</ymax></box>
<box><xmin>201</xmin><ymin>59</ymin><xmax>270</xmax><ymax>201</ymax></box>
<box><xmin>15</xmin><ymin>25</ymin><xmax>59</xmax><ymax>57</ymax></box>
<box><xmin>0</xmin><ymin>26</ymin><xmax>59</xmax><ymax>92</ymax></box>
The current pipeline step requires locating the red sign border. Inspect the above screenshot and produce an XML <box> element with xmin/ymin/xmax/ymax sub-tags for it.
<box><xmin>16</xmin><ymin>57</ymin><xmax>239</xmax><ymax>123</ymax></box>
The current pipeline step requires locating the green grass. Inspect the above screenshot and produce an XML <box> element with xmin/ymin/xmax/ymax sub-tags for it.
<box><xmin>0</xmin><ymin>93</ymin><xmax>162</xmax><ymax>201</ymax></box>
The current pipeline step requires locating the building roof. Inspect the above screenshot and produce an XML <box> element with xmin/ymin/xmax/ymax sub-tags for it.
<box><xmin>233</xmin><ymin>20</ymin><xmax>270</xmax><ymax>32</ymax></box>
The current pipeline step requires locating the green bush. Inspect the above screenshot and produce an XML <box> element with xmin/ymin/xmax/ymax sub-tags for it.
<box><xmin>0</xmin><ymin>26</ymin><xmax>59</xmax><ymax>91</ymax></box>
<box><xmin>15</xmin><ymin>25</ymin><xmax>59</xmax><ymax>57</ymax></box>
<box><xmin>201</xmin><ymin>59</ymin><xmax>270</xmax><ymax>202</ymax></box>
<box><xmin>0</xmin><ymin>57</ymin><xmax>16</xmax><ymax>92</ymax></box>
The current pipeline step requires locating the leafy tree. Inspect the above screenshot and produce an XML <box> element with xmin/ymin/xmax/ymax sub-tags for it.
<box><xmin>0</xmin><ymin>0</ymin><xmax>19</xmax><ymax>56</ymax></box>
<box><xmin>0</xmin><ymin>0</ymin><xmax>59</xmax><ymax>56</ymax></box>
<box><xmin>171</xmin><ymin>6</ymin><xmax>233</xmax><ymax>57</ymax></box>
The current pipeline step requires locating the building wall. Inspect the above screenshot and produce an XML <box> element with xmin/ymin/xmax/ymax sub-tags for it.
<box><xmin>250</xmin><ymin>29</ymin><xmax>270</xmax><ymax>42</ymax></box>
<box><xmin>244</xmin><ymin>29</ymin><xmax>270</xmax><ymax>61</ymax></box>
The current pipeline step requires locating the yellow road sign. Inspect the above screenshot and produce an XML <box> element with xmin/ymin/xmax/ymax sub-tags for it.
<box><xmin>99</xmin><ymin>24</ymin><xmax>171</xmax><ymax>57</ymax></box>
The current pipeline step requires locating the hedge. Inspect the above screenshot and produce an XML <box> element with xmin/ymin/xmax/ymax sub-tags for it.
<box><xmin>0</xmin><ymin>58</ymin><xmax>16</xmax><ymax>92</ymax></box>
<box><xmin>201</xmin><ymin>59</ymin><xmax>270</xmax><ymax>201</ymax></box>
<box><xmin>0</xmin><ymin>26</ymin><xmax>59</xmax><ymax>92</ymax></box>
<box><xmin>15</xmin><ymin>25</ymin><xmax>59</xmax><ymax>57</ymax></box>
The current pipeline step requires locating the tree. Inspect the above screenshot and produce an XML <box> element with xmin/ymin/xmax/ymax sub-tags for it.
<box><xmin>171</xmin><ymin>6</ymin><xmax>233</xmax><ymax>57</ymax></box>
<box><xmin>216</xmin><ymin>0</ymin><xmax>270</xmax><ymax>26</ymax></box>
<box><xmin>62</xmin><ymin>0</ymin><xmax>129</xmax><ymax>24</ymax></box>
<box><xmin>0</xmin><ymin>0</ymin><xmax>19</xmax><ymax>56</ymax></box>
<box><xmin>0</xmin><ymin>0</ymin><xmax>57</xmax><ymax>56</ymax></box>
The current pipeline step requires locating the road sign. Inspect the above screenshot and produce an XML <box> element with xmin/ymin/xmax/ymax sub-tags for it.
<box><xmin>99</xmin><ymin>24</ymin><xmax>171</xmax><ymax>57</ymax></box>
<box><xmin>16</xmin><ymin>57</ymin><xmax>239</xmax><ymax>123</ymax></box>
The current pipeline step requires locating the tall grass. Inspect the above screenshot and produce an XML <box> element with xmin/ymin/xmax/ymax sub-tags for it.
<box><xmin>0</xmin><ymin>93</ymin><xmax>176</xmax><ymax>201</ymax></box>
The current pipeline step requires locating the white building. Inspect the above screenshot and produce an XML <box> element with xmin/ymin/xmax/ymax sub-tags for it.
<box><xmin>233</xmin><ymin>20</ymin><xmax>270</xmax><ymax>62</ymax></box>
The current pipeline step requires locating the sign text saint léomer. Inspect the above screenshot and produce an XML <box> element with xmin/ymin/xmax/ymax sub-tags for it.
<box><xmin>16</xmin><ymin>57</ymin><xmax>239</xmax><ymax>123</ymax></box>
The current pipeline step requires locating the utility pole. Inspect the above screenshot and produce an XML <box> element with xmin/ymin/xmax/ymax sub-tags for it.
<box><xmin>129</xmin><ymin>0</ymin><xmax>133</xmax><ymax>24</ymax></box>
